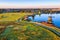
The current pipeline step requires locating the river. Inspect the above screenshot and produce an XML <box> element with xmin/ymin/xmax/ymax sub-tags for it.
<box><xmin>28</xmin><ymin>13</ymin><xmax>60</xmax><ymax>28</ymax></box>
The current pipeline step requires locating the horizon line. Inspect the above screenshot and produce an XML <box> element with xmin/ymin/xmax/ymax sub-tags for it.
<box><xmin>0</xmin><ymin>5</ymin><xmax>60</xmax><ymax>9</ymax></box>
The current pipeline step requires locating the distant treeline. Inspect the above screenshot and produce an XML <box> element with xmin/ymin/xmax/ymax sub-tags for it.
<box><xmin>0</xmin><ymin>9</ymin><xmax>60</xmax><ymax>13</ymax></box>
<box><xmin>0</xmin><ymin>9</ymin><xmax>21</xmax><ymax>13</ymax></box>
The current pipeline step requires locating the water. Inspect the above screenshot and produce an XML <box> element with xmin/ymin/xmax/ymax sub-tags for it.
<box><xmin>28</xmin><ymin>13</ymin><xmax>60</xmax><ymax>28</ymax></box>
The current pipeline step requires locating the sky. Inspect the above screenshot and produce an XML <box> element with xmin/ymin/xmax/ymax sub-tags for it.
<box><xmin>0</xmin><ymin>0</ymin><xmax>60</xmax><ymax>8</ymax></box>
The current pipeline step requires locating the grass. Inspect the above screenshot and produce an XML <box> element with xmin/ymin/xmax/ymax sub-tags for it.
<box><xmin>0</xmin><ymin>21</ymin><xmax>60</xmax><ymax>40</ymax></box>
<box><xmin>0</xmin><ymin>13</ymin><xmax>26</xmax><ymax>21</ymax></box>
<box><xmin>0</xmin><ymin>13</ymin><xmax>60</xmax><ymax>40</ymax></box>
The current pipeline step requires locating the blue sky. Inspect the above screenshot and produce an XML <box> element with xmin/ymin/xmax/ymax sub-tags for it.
<box><xmin>0</xmin><ymin>0</ymin><xmax>60</xmax><ymax>8</ymax></box>
<box><xmin>0</xmin><ymin>0</ymin><xmax>60</xmax><ymax>4</ymax></box>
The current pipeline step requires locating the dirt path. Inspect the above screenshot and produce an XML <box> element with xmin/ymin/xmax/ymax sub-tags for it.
<box><xmin>32</xmin><ymin>22</ymin><xmax>60</xmax><ymax>31</ymax></box>
<box><xmin>31</xmin><ymin>22</ymin><xmax>60</xmax><ymax>37</ymax></box>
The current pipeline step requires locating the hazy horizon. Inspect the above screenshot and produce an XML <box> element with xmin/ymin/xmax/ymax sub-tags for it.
<box><xmin>0</xmin><ymin>0</ymin><xmax>60</xmax><ymax>8</ymax></box>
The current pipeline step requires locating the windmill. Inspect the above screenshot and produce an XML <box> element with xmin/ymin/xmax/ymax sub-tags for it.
<box><xmin>47</xmin><ymin>16</ymin><xmax>53</xmax><ymax>24</ymax></box>
<box><xmin>47</xmin><ymin>9</ymin><xmax>55</xmax><ymax>24</ymax></box>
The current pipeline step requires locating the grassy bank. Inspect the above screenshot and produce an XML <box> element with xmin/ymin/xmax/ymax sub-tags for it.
<box><xmin>0</xmin><ymin>21</ymin><xmax>60</xmax><ymax>40</ymax></box>
<box><xmin>0</xmin><ymin>13</ymin><xmax>60</xmax><ymax>40</ymax></box>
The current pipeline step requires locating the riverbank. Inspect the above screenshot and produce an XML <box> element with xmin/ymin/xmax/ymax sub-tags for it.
<box><xmin>31</xmin><ymin>22</ymin><xmax>60</xmax><ymax>36</ymax></box>
<box><xmin>31</xmin><ymin>22</ymin><xmax>60</xmax><ymax>31</ymax></box>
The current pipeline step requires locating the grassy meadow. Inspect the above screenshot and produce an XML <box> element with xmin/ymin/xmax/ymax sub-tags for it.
<box><xmin>0</xmin><ymin>13</ymin><xmax>60</xmax><ymax>40</ymax></box>
<box><xmin>0</xmin><ymin>13</ymin><xmax>26</xmax><ymax>21</ymax></box>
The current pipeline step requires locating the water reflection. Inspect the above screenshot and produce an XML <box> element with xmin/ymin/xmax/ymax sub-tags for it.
<box><xmin>28</xmin><ymin>13</ymin><xmax>60</xmax><ymax>28</ymax></box>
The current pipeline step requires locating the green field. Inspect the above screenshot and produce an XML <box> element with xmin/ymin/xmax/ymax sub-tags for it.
<box><xmin>0</xmin><ymin>13</ymin><xmax>60</xmax><ymax>40</ymax></box>
<box><xmin>0</xmin><ymin>13</ymin><xmax>26</xmax><ymax>21</ymax></box>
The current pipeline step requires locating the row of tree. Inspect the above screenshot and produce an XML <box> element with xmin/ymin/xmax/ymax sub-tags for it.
<box><xmin>0</xmin><ymin>9</ymin><xmax>60</xmax><ymax>14</ymax></box>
